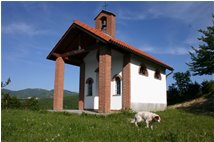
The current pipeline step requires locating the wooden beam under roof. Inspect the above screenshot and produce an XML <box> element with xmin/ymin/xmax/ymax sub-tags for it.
<box><xmin>53</xmin><ymin>43</ymin><xmax>104</xmax><ymax>58</ymax></box>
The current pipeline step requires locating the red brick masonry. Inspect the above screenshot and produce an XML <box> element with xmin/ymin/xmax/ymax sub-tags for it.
<box><xmin>95</xmin><ymin>11</ymin><xmax>116</xmax><ymax>37</ymax></box>
<box><xmin>98</xmin><ymin>47</ymin><xmax>112</xmax><ymax>113</ymax></box>
<box><xmin>78</xmin><ymin>62</ymin><xmax>85</xmax><ymax>110</ymax></box>
<box><xmin>122</xmin><ymin>54</ymin><xmax>131</xmax><ymax>109</ymax></box>
<box><xmin>53</xmin><ymin>57</ymin><xmax>64</xmax><ymax>110</ymax></box>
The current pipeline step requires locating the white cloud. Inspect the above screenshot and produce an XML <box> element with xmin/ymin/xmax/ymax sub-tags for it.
<box><xmin>141</xmin><ymin>45</ymin><xmax>191</xmax><ymax>55</ymax></box>
<box><xmin>2</xmin><ymin>22</ymin><xmax>49</xmax><ymax>36</ymax></box>
<box><xmin>117</xmin><ymin>1</ymin><xmax>213</xmax><ymax>26</ymax></box>
<box><xmin>147</xmin><ymin>2</ymin><xmax>213</xmax><ymax>25</ymax></box>
<box><xmin>118</xmin><ymin>10</ymin><xmax>146</xmax><ymax>21</ymax></box>
<box><xmin>116</xmin><ymin>2</ymin><xmax>213</xmax><ymax>56</ymax></box>
<box><xmin>166</xmin><ymin>47</ymin><xmax>190</xmax><ymax>55</ymax></box>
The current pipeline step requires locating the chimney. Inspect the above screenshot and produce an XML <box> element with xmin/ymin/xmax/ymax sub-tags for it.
<box><xmin>94</xmin><ymin>10</ymin><xmax>116</xmax><ymax>37</ymax></box>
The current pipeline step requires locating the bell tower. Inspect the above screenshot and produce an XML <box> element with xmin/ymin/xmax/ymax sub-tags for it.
<box><xmin>94</xmin><ymin>10</ymin><xmax>116</xmax><ymax>37</ymax></box>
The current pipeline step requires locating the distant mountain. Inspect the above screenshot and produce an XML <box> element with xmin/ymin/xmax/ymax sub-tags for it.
<box><xmin>1</xmin><ymin>88</ymin><xmax>78</xmax><ymax>99</ymax></box>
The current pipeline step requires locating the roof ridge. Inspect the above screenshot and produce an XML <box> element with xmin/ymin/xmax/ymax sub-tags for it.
<box><xmin>73</xmin><ymin>20</ymin><xmax>173</xmax><ymax>70</ymax></box>
<box><xmin>73</xmin><ymin>20</ymin><xmax>112</xmax><ymax>42</ymax></box>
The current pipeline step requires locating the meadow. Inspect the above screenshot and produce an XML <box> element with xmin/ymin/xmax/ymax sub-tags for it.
<box><xmin>2</xmin><ymin>108</ymin><xmax>214</xmax><ymax>142</ymax></box>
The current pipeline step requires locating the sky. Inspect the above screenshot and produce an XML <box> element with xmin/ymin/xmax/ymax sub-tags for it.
<box><xmin>1</xmin><ymin>1</ymin><xmax>214</xmax><ymax>92</ymax></box>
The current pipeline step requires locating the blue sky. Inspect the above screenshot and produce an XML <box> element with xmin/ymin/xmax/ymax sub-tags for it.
<box><xmin>2</xmin><ymin>1</ymin><xmax>214</xmax><ymax>92</ymax></box>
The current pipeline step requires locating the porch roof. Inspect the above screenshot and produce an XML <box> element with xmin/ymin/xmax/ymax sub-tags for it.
<box><xmin>47</xmin><ymin>20</ymin><xmax>173</xmax><ymax>71</ymax></box>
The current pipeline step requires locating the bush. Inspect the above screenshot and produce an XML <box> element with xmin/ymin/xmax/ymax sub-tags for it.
<box><xmin>10</xmin><ymin>96</ymin><xmax>22</xmax><ymax>109</ymax></box>
<box><xmin>24</xmin><ymin>97</ymin><xmax>39</xmax><ymax>111</ymax></box>
<box><xmin>1</xmin><ymin>93</ymin><xmax>21</xmax><ymax>109</ymax></box>
<box><xmin>1</xmin><ymin>93</ymin><xmax>39</xmax><ymax>110</ymax></box>
<box><xmin>1</xmin><ymin>93</ymin><xmax>11</xmax><ymax>109</ymax></box>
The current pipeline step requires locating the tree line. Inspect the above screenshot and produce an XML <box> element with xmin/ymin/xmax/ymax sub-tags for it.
<box><xmin>167</xmin><ymin>71</ymin><xmax>213</xmax><ymax>105</ymax></box>
<box><xmin>1</xmin><ymin>78</ymin><xmax>39</xmax><ymax>110</ymax></box>
<box><xmin>168</xmin><ymin>15</ymin><xmax>214</xmax><ymax>105</ymax></box>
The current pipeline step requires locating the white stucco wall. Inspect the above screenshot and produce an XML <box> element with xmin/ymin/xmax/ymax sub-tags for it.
<box><xmin>84</xmin><ymin>48</ymin><xmax>123</xmax><ymax>110</ymax></box>
<box><xmin>110</xmin><ymin>49</ymin><xmax>123</xmax><ymax>110</ymax></box>
<box><xmin>83</xmin><ymin>48</ymin><xmax>167</xmax><ymax>111</ymax></box>
<box><xmin>130</xmin><ymin>57</ymin><xmax>167</xmax><ymax>111</ymax></box>
<box><xmin>84</xmin><ymin>49</ymin><xmax>99</xmax><ymax>110</ymax></box>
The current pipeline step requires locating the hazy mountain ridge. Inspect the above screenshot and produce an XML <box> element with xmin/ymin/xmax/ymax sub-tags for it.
<box><xmin>1</xmin><ymin>88</ymin><xmax>78</xmax><ymax>99</ymax></box>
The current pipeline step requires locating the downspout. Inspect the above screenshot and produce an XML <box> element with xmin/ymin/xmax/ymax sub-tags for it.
<box><xmin>166</xmin><ymin>69</ymin><xmax>174</xmax><ymax>78</ymax></box>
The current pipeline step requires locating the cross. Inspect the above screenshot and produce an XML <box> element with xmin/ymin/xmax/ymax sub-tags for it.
<box><xmin>103</xmin><ymin>2</ymin><xmax>108</xmax><ymax>10</ymax></box>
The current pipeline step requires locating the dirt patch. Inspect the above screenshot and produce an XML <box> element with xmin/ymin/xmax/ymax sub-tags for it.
<box><xmin>169</xmin><ymin>96</ymin><xmax>214</xmax><ymax>116</ymax></box>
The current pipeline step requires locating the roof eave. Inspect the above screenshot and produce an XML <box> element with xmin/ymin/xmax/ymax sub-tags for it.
<box><xmin>47</xmin><ymin>20</ymin><xmax>173</xmax><ymax>71</ymax></box>
<box><xmin>47</xmin><ymin>20</ymin><xmax>110</xmax><ymax>61</ymax></box>
<box><xmin>46</xmin><ymin>22</ymin><xmax>77</xmax><ymax>60</ymax></box>
<box><xmin>109</xmin><ymin>40</ymin><xmax>173</xmax><ymax>71</ymax></box>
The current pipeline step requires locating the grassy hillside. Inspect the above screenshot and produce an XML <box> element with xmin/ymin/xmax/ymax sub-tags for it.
<box><xmin>2</xmin><ymin>109</ymin><xmax>214</xmax><ymax>142</ymax></box>
<box><xmin>169</xmin><ymin>96</ymin><xmax>214</xmax><ymax>115</ymax></box>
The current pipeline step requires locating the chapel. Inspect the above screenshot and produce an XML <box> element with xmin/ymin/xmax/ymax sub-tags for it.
<box><xmin>47</xmin><ymin>10</ymin><xmax>173</xmax><ymax>113</ymax></box>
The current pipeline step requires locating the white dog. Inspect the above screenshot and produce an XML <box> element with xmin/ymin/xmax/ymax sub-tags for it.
<box><xmin>130</xmin><ymin>111</ymin><xmax>161</xmax><ymax>129</ymax></box>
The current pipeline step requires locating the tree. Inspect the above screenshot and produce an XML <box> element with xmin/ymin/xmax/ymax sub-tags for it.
<box><xmin>2</xmin><ymin>93</ymin><xmax>11</xmax><ymax>109</ymax></box>
<box><xmin>1</xmin><ymin>93</ymin><xmax>21</xmax><ymax>109</ymax></box>
<box><xmin>1</xmin><ymin>78</ymin><xmax>12</xmax><ymax>109</ymax></box>
<box><xmin>187</xmin><ymin>82</ymin><xmax>201</xmax><ymax>99</ymax></box>
<box><xmin>201</xmin><ymin>80</ymin><xmax>214</xmax><ymax>96</ymax></box>
<box><xmin>187</xmin><ymin>15</ymin><xmax>214</xmax><ymax>76</ymax></box>
<box><xmin>1</xmin><ymin>78</ymin><xmax>11</xmax><ymax>88</ymax></box>
<box><xmin>172</xmin><ymin>71</ymin><xmax>192</xmax><ymax>95</ymax></box>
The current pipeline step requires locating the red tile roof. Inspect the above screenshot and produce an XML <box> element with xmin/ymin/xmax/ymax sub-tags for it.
<box><xmin>74</xmin><ymin>20</ymin><xmax>111</xmax><ymax>42</ymax></box>
<box><xmin>73</xmin><ymin>20</ymin><xmax>173</xmax><ymax>70</ymax></box>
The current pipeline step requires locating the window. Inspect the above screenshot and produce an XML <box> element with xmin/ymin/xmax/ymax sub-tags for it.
<box><xmin>101</xmin><ymin>17</ymin><xmax>107</xmax><ymax>32</ymax></box>
<box><xmin>115</xmin><ymin>77</ymin><xmax>121</xmax><ymax>95</ymax></box>
<box><xmin>112</xmin><ymin>75</ymin><xmax>122</xmax><ymax>95</ymax></box>
<box><xmin>154</xmin><ymin>69</ymin><xmax>162</xmax><ymax>80</ymax></box>
<box><xmin>86</xmin><ymin>78</ymin><xmax>94</xmax><ymax>96</ymax></box>
<box><xmin>139</xmin><ymin>64</ymin><xmax>148</xmax><ymax>76</ymax></box>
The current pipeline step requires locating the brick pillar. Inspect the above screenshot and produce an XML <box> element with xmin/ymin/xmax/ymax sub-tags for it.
<box><xmin>53</xmin><ymin>57</ymin><xmax>64</xmax><ymax>110</ymax></box>
<box><xmin>122</xmin><ymin>54</ymin><xmax>131</xmax><ymax>109</ymax></box>
<box><xmin>78</xmin><ymin>62</ymin><xmax>85</xmax><ymax>110</ymax></box>
<box><xmin>98</xmin><ymin>47</ymin><xmax>111</xmax><ymax>113</ymax></box>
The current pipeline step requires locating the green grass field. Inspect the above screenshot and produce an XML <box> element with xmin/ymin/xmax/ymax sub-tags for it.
<box><xmin>2</xmin><ymin>109</ymin><xmax>214</xmax><ymax>142</ymax></box>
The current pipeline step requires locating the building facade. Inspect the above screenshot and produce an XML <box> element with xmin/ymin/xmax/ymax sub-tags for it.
<box><xmin>47</xmin><ymin>10</ymin><xmax>173</xmax><ymax>113</ymax></box>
